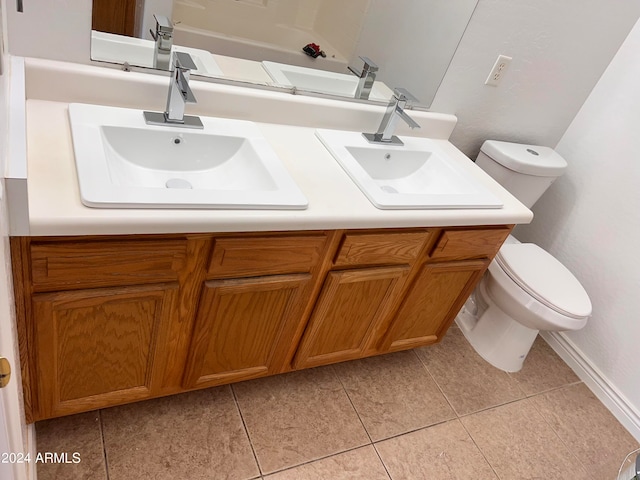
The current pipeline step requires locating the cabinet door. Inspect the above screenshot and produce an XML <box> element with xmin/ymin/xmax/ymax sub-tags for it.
<box><xmin>294</xmin><ymin>266</ymin><xmax>410</xmax><ymax>369</ymax></box>
<box><xmin>33</xmin><ymin>284</ymin><xmax>178</xmax><ymax>419</ymax></box>
<box><xmin>183</xmin><ymin>274</ymin><xmax>312</xmax><ymax>388</ymax></box>
<box><xmin>381</xmin><ymin>260</ymin><xmax>488</xmax><ymax>352</ymax></box>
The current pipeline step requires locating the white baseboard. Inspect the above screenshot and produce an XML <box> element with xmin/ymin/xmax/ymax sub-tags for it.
<box><xmin>541</xmin><ymin>331</ymin><xmax>640</xmax><ymax>442</ymax></box>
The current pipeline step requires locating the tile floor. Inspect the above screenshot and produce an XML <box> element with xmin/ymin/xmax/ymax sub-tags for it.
<box><xmin>36</xmin><ymin>328</ymin><xmax>639</xmax><ymax>480</ymax></box>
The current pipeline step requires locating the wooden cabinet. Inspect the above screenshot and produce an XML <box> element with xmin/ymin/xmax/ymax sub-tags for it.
<box><xmin>182</xmin><ymin>233</ymin><xmax>329</xmax><ymax>388</ymax></box>
<box><xmin>380</xmin><ymin>226</ymin><xmax>511</xmax><ymax>352</ymax></box>
<box><xmin>294</xmin><ymin>266</ymin><xmax>409</xmax><ymax>369</ymax></box>
<box><xmin>183</xmin><ymin>274</ymin><xmax>312</xmax><ymax>388</ymax></box>
<box><xmin>32</xmin><ymin>284</ymin><xmax>178</xmax><ymax>419</ymax></box>
<box><xmin>11</xmin><ymin>226</ymin><xmax>511</xmax><ymax>421</ymax></box>
<box><xmin>380</xmin><ymin>260</ymin><xmax>487</xmax><ymax>352</ymax></box>
<box><xmin>12</xmin><ymin>237</ymin><xmax>188</xmax><ymax>421</ymax></box>
<box><xmin>294</xmin><ymin>230</ymin><xmax>431</xmax><ymax>368</ymax></box>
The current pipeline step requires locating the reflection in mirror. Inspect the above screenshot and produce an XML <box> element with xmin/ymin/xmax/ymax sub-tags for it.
<box><xmin>91</xmin><ymin>0</ymin><xmax>478</xmax><ymax>108</ymax></box>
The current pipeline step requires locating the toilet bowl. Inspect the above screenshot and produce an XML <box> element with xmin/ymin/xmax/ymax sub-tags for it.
<box><xmin>455</xmin><ymin>140</ymin><xmax>592</xmax><ymax>372</ymax></box>
<box><xmin>456</xmin><ymin>237</ymin><xmax>591</xmax><ymax>372</ymax></box>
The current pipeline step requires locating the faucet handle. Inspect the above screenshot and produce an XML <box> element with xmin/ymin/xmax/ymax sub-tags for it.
<box><xmin>393</xmin><ymin>88</ymin><xmax>419</xmax><ymax>105</ymax></box>
<box><xmin>153</xmin><ymin>14</ymin><xmax>173</xmax><ymax>34</ymax></box>
<box><xmin>358</xmin><ymin>56</ymin><xmax>379</xmax><ymax>73</ymax></box>
<box><xmin>173</xmin><ymin>51</ymin><xmax>197</xmax><ymax>71</ymax></box>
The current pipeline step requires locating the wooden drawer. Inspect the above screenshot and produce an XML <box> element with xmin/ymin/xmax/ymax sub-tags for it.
<box><xmin>30</xmin><ymin>240</ymin><xmax>187</xmax><ymax>292</ymax></box>
<box><xmin>207</xmin><ymin>234</ymin><xmax>327</xmax><ymax>278</ymax></box>
<box><xmin>334</xmin><ymin>231</ymin><xmax>430</xmax><ymax>267</ymax></box>
<box><xmin>430</xmin><ymin>227</ymin><xmax>511</xmax><ymax>261</ymax></box>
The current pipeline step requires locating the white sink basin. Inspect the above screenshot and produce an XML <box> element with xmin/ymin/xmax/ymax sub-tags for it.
<box><xmin>262</xmin><ymin>61</ymin><xmax>393</xmax><ymax>102</ymax></box>
<box><xmin>315</xmin><ymin>129</ymin><xmax>503</xmax><ymax>209</ymax></box>
<box><xmin>91</xmin><ymin>31</ymin><xmax>224</xmax><ymax>77</ymax></box>
<box><xmin>68</xmin><ymin>103</ymin><xmax>308</xmax><ymax>209</ymax></box>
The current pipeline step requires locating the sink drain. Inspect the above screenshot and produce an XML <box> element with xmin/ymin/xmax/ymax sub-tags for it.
<box><xmin>165</xmin><ymin>178</ymin><xmax>193</xmax><ymax>189</ymax></box>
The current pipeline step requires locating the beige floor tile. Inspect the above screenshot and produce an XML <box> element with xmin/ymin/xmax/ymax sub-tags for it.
<box><xmin>334</xmin><ymin>351</ymin><xmax>455</xmax><ymax>441</ymax></box>
<box><xmin>461</xmin><ymin>399</ymin><xmax>590</xmax><ymax>479</ymax></box>
<box><xmin>232</xmin><ymin>366</ymin><xmax>369</xmax><ymax>474</ymax></box>
<box><xmin>416</xmin><ymin>327</ymin><xmax>525</xmax><ymax>415</ymax></box>
<box><xmin>530</xmin><ymin>383</ymin><xmax>640</xmax><ymax>478</ymax></box>
<box><xmin>375</xmin><ymin>420</ymin><xmax>497</xmax><ymax>480</ymax></box>
<box><xmin>101</xmin><ymin>386</ymin><xmax>259</xmax><ymax>480</ymax></box>
<box><xmin>263</xmin><ymin>446</ymin><xmax>389</xmax><ymax>480</ymax></box>
<box><xmin>36</xmin><ymin>411</ymin><xmax>107</xmax><ymax>480</ymax></box>
<box><xmin>509</xmin><ymin>336</ymin><xmax>580</xmax><ymax>396</ymax></box>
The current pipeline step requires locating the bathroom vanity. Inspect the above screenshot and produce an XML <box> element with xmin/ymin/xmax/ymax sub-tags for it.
<box><xmin>7</xmin><ymin>59</ymin><xmax>531</xmax><ymax>422</ymax></box>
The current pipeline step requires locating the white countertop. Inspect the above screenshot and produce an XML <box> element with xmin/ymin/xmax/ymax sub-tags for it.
<box><xmin>25</xmin><ymin>99</ymin><xmax>532</xmax><ymax>236</ymax></box>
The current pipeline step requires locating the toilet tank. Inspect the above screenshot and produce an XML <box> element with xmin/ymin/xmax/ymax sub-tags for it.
<box><xmin>476</xmin><ymin>141</ymin><xmax>568</xmax><ymax>208</ymax></box>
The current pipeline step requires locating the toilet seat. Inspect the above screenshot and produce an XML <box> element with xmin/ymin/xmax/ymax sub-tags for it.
<box><xmin>495</xmin><ymin>243</ymin><xmax>592</xmax><ymax>319</ymax></box>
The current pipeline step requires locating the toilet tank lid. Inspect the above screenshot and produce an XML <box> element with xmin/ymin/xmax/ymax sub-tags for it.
<box><xmin>480</xmin><ymin>140</ymin><xmax>568</xmax><ymax>177</ymax></box>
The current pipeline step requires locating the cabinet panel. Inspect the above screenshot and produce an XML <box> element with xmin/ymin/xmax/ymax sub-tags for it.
<box><xmin>30</xmin><ymin>240</ymin><xmax>187</xmax><ymax>291</ymax></box>
<box><xmin>208</xmin><ymin>235</ymin><xmax>326</xmax><ymax>278</ymax></box>
<box><xmin>183</xmin><ymin>274</ymin><xmax>312</xmax><ymax>388</ymax></box>
<box><xmin>295</xmin><ymin>266</ymin><xmax>410</xmax><ymax>369</ymax></box>
<box><xmin>33</xmin><ymin>284</ymin><xmax>178</xmax><ymax>419</ymax></box>
<box><xmin>382</xmin><ymin>260</ymin><xmax>488</xmax><ymax>352</ymax></box>
<box><xmin>430</xmin><ymin>228</ymin><xmax>510</xmax><ymax>261</ymax></box>
<box><xmin>334</xmin><ymin>231</ymin><xmax>430</xmax><ymax>267</ymax></box>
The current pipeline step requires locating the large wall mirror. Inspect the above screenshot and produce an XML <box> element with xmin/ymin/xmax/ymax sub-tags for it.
<box><xmin>91</xmin><ymin>0</ymin><xmax>478</xmax><ymax>108</ymax></box>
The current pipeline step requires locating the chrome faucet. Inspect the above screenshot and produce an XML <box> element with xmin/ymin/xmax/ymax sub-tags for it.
<box><xmin>143</xmin><ymin>52</ymin><xmax>204</xmax><ymax>129</ymax></box>
<box><xmin>363</xmin><ymin>88</ymin><xmax>420</xmax><ymax>146</ymax></box>
<box><xmin>348</xmin><ymin>56</ymin><xmax>378</xmax><ymax>100</ymax></box>
<box><xmin>150</xmin><ymin>14</ymin><xmax>173</xmax><ymax>70</ymax></box>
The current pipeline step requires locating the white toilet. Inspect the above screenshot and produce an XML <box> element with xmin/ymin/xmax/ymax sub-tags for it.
<box><xmin>456</xmin><ymin>140</ymin><xmax>592</xmax><ymax>372</ymax></box>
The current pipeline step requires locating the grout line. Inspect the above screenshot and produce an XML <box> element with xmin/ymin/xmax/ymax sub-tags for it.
<box><xmin>330</xmin><ymin>365</ymin><xmax>392</xmax><ymax>479</ymax></box>
<box><xmin>521</xmin><ymin>379</ymin><xmax>584</xmax><ymax>398</ymax></box>
<box><xmin>262</xmin><ymin>444</ymin><xmax>378</xmax><ymax>477</ymax></box>
<box><xmin>411</xmin><ymin>349</ymin><xmax>459</xmax><ymax>418</ymax></box>
<box><xmin>330</xmin><ymin>364</ymin><xmax>374</xmax><ymax>444</ymax></box>
<box><xmin>230</xmin><ymin>384</ymin><xmax>263</xmax><ymax>478</ymax></box>
<box><xmin>98</xmin><ymin>409</ymin><xmax>111</xmax><ymax>480</ymax></box>
<box><xmin>457</xmin><ymin>415</ymin><xmax>502</xmax><ymax>480</ymax></box>
<box><xmin>454</xmin><ymin>380</ymin><xmax>586</xmax><ymax>420</ymax></box>
<box><xmin>525</xmin><ymin>384</ymin><xmax>592</xmax><ymax>477</ymax></box>
<box><xmin>372</xmin><ymin>417</ymin><xmax>456</xmax><ymax>444</ymax></box>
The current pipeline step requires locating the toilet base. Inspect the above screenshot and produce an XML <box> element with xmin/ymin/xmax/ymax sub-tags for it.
<box><xmin>456</xmin><ymin>281</ymin><xmax>539</xmax><ymax>373</ymax></box>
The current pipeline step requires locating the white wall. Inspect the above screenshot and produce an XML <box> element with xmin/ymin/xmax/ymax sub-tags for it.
<box><xmin>5</xmin><ymin>0</ymin><xmax>91</xmax><ymax>64</ymax></box>
<box><xmin>431</xmin><ymin>0</ymin><xmax>640</xmax><ymax>159</ymax></box>
<box><xmin>516</xmin><ymin>16</ymin><xmax>640</xmax><ymax>438</ymax></box>
<box><xmin>354</xmin><ymin>0</ymin><xmax>477</xmax><ymax>108</ymax></box>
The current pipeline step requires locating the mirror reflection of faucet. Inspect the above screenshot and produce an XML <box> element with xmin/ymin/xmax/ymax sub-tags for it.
<box><xmin>363</xmin><ymin>88</ymin><xmax>420</xmax><ymax>146</ymax></box>
<box><xmin>143</xmin><ymin>52</ymin><xmax>204</xmax><ymax>129</ymax></box>
<box><xmin>150</xmin><ymin>14</ymin><xmax>173</xmax><ymax>70</ymax></box>
<box><xmin>348</xmin><ymin>56</ymin><xmax>379</xmax><ymax>100</ymax></box>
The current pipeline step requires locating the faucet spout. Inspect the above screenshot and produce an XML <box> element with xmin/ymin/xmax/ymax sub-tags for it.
<box><xmin>151</xmin><ymin>14</ymin><xmax>174</xmax><ymax>70</ymax></box>
<box><xmin>363</xmin><ymin>88</ymin><xmax>420</xmax><ymax>146</ymax></box>
<box><xmin>143</xmin><ymin>52</ymin><xmax>204</xmax><ymax>129</ymax></box>
<box><xmin>165</xmin><ymin>52</ymin><xmax>197</xmax><ymax>121</ymax></box>
<box><xmin>348</xmin><ymin>56</ymin><xmax>379</xmax><ymax>100</ymax></box>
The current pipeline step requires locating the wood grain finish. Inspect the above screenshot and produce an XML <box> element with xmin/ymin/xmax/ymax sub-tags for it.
<box><xmin>92</xmin><ymin>0</ymin><xmax>137</xmax><ymax>36</ymax></box>
<box><xmin>33</xmin><ymin>283</ymin><xmax>178</xmax><ymax>419</ymax></box>
<box><xmin>12</xmin><ymin>226</ymin><xmax>511</xmax><ymax>421</ymax></box>
<box><xmin>30</xmin><ymin>240</ymin><xmax>187</xmax><ymax>291</ymax></box>
<box><xmin>208</xmin><ymin>235</ymin><xmax>326</xmax><ymax>279</ymax></box>
<box><xmin>294</xmin><ymin>266</ymin><xmax>410</xmax><ymax>369</ymax></box>
<box><xmin>382</xmin><ymin>260</ymin><xmax>489</xmax><ymax>352</ymax></box>
<box><xmin>430</xmin><ymin>228</ymin><xmax>511</xmax><ymax>261</ymax></box>
<box><xmin>334</xmin><ymin>231</ymin><xmax>431</xmax><ymax>267</ymax></box>
<box><xmin>183</xmin><ymin>274</ymin><xmax>312</xmax><ymax>388</ymax></box>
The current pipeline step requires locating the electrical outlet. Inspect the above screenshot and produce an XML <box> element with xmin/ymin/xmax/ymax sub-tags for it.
<box><xmin>485</xmin><ymin>55</ymin><xmax>512</xmax><ymax>86</ymax></box>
